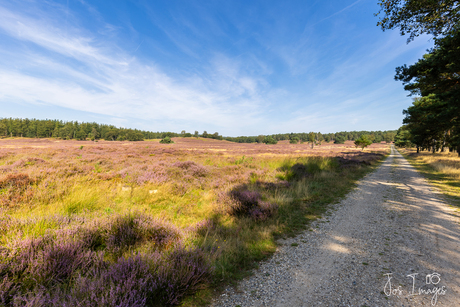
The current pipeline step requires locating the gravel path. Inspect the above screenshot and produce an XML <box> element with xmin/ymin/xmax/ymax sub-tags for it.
<box><xmin>211</xmin><ymin>146</ymin><xmax>460</xmax><ymax>306</ymax></box>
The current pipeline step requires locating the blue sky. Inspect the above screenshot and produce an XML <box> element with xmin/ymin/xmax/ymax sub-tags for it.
<box><xmin>0</xmin><ymin>0</ymin><xmax>433</xmax><ymax>136</ymax></box>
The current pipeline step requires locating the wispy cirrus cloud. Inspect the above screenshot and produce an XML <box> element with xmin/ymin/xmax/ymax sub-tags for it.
<box><xmin>0</xmin><ymin>2</ymin><xmax>270</xmax><ymax>134</ymax></box>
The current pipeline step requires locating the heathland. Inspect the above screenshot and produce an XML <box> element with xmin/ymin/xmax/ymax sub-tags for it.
<box><xmin>0</xmin><ymin>137</ymin><xmax>389</xmax><ymax>306</ymax></box>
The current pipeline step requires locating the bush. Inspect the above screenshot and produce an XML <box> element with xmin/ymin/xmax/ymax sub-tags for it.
<box><xmin>105</xmin><ymin>214</ymin><xmax>181</xmax><ymax>252</ymax></box>
<box><xmin>159</xmin><ymin>137</ymin><xmax>174</xmax><ymax>144</ymax></box>
<box><xmin>263</xmin><ymin>136</ymin><xmax>277</xmax><ymax>144</ymax></box>
<box><xmin>354</xmin><ymin>135</ymin><xmax>372</xmax><ymax>150</ymax></box>
<box><xmin>106</xmin><ymin>215</ymin><xmax>140</xmax><ymax>252</ymax></box>
<box><xmin>226</xmin><ymin>187</ymin><xmax>278</xmax><ymax>221</ymax></box>
<box><xmin>229</xmin><ymin>189</ymin><xmax>262</xmax><ymax>215</ymax></box>
<box><xmin>153</xmin><ymin>247</ymin><xmax>213</xmax><ymax>305</ymax></box>
<box><xmin>289</xmin><ymin>137</ymin><xmax>299</xmax><ymax>144</ymax></box>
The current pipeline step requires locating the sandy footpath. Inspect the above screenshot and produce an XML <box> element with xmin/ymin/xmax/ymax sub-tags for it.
<box><xmin>212</xmin><ymin>146</ymin><xmax>460</xmax><ymax>306</ymax></box>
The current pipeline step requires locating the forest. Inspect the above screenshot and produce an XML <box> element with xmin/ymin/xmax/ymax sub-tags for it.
<box><xmin>0</xmin><ymin>117</ymin><xmax>396</xmax><ymax>144</ymax></box>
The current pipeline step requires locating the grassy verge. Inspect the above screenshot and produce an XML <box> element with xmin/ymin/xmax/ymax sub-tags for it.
<box><xmin>398</xmin><ymin>148</ymin><xmax>460</xmax><ymax>209</ymax></box>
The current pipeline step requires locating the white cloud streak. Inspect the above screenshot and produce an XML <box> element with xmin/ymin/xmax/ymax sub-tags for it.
<box><xmin>0</xmin><ymin>4</ymin><xmax>268</xmax><ymax>134</ymax></box>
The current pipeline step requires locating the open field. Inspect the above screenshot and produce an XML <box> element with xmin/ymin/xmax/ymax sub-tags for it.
<box><xmin>0</xmin><ymin>138</ymin><xmax>389</xmax><ymax>306</ymax></box>
<box><xmin>398</xmin><ymin>148</ymin><xmax>460</xmax><ymax>208</ymax></box>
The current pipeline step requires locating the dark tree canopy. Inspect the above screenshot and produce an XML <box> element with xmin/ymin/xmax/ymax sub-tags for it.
<box><xmin>0</xmin><ymin>118</ymin><xmax>178</xmax><ymax>141</ymax></box>
<box><xmin>395</xmin><ymin>29</ymin><xmax>460</xmax><ymax>97</ymax></box>
<box><xmin>396</xmin><ymin>29</ymin><xmax>460</xmax><ymax>154</ymax></box>
<box><xmin>376</xmin><ymin>0</ymin><xmax>460</xmax><ymax>41</ymax></box>
<box><xmin>377</xmin><ymin>0</ymin><xmax>460</xmax><ymax>154</ymax></box>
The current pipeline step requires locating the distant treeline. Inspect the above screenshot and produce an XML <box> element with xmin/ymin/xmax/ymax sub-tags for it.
<box><xmin>0</xmin><ymin>118</ymin><xmax>396</xmax><ymax>143</ymax></box>
<box><xmin>0</xmin><ymin>118</ymin><xmax>176</xmax><ymax>141</ymax></box>
<box><xmin>224</xmin><ymin>131</ymin><xmax>396</xmax><ymax>144</ymax></box>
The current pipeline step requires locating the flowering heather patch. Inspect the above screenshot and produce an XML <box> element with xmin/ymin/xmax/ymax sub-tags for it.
<box><xmin>0</xmin><ymin>137</ymin><xmax>389</xmax><ymax>305</ymax></box>
<box><xmin>172</xmin><ymin>161</ymin><xmax>209</xmax><ymax>177</ymax></box>
<box><xmin>336</xmin><ymin>152</ymin><xmax>385</xmax><ymax>168</ymax></box>
<box><xmin>105</xmin><ymin>215</ymin><xmax>140</xmax><ymax>252</ymax></box>
<box><xmin>229</xmin><ymin>189</ymin><xmax>262</xmax><ymax>214</ymax></box>
<box><xmin>220</xmin><ymin>186</ymin><xmax>279</xmax><ymax>221</ymax></box>
<box><xmin>0</xmin><ymin>213</ymin><xmax>210</xmax><ymax>306</ymax></box>
<box><xmin>0</xmin><ymin>173</ymin><xmax>34</xmax><ymax>189</ymax></box>
<box><xmin>118</xmin><ymin>163</ymin><xmax>169</xmax><ymax>185</ymax></box>
<box><xmin>0</xmin><ymin>236</ymin><xmax>102</xmax><ymax>305</ymax></box>
<box><xmin>153</xmin><ymin>246</ymin><xmax>213</xmax><ymax>305</ymax></box>
<box><xmin>133</xmin><ymin>215</ymin><xmax>181</xmax><ymax>249</ymax></box>
<box><xmin>105</xmin><ymin>214</ymin><xmax>181</xmax><ymax>252</ymax></box>
<box><xmin>136</xmin><ymin>171</ymin><xmax>169</xmax><ymax>185</ymax></box>
<box><xmin>249</xmin><ymin>201</ymin><xmax>279</xmax><ymax>221</ymax></box>
<box><xmin>1</xmin><ymin>249</ymin><xmax>212</xmax><ymax>306</ymax></box>
<box><xmin>10</xmin><ymin>157</ymin><xmax>46</xmax><ymax>168</ymax></box>
<box><xmin>0</xmin><ymin>173</ymin><xmax>35</xmax><ymax>208</ymax></box>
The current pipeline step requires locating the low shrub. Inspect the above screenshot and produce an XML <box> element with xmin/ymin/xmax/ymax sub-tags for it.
<box><xmin>159</xmin><ymin>137</ymin><xmax>174</xmax><ymax>144</ymax></box>
<box><xmin>63</xmin><ymin>255</ymin><xmax>154</xmax><ymax>307</ymax></box>
<box><xmin>224</xmin><ymin>186</ymin><xmax>278</xmax><ymax>221</ymax></box>
<box><xmin>106</xmin><ymin>215</ymin><xmax>140</xmax><ymax>252</ymax></box>
<box><xmin>254</xmin><ymin>180</ymin><xmax>290</xmax><ymax>190</ymax></box>
<box><xmin>153</xmin><ymin>246</ymin><xmax>213</xmax><ymax>305</ymax></box>
<box><xmin>134</xmin><ymin>215</ymin><xmax>181</xmax><ymax>249</ymax></box>
<box><xmin>0</xmin><ymin>215</ymin><xmax>210</xmax><ymax>306</ymax></box>
<box><xmin>172</xmin><ymin>161</ymin><xmax>208</xmax><ymax>177</ymax></box>
<box><xmin>104</xmin><ymin>214</ymin><xmax>181</xmax><ymax>253</ymax></box>
<box><xmin>249</xmin><ymin>201</ymin><xmax>278</xmax><ymax>221</ymax></box>
<box><xmin>0</xmin><ymin>173</ymin><xmax>34</xmax><ymax>189</ymax></box>
<box><xmin>229</xmin><ymin>189</ymin><xmax>262</xmax><ymax>215</ymax></box>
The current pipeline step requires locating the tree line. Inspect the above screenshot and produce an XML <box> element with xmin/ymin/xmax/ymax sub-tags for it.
<box><xmin>376</xmin><ymin>0</ymin><xmax>460</xmax><ymax>155</ymax></box>
<box><xmin>0</xmin><ymin>118</ymin><xmax>227</xmax><ymax>142</ymax></box>
<box><xmin>224</xmin><ymin>131</ymin><xmax>396</xmax><ymax>145</ymax></box>
<box><xmin>0</xmin><ymin>118</ymin><xmax>171</xmax><ymax>141</ymax></box>
<box><xmin>0</xmin><ymin>118</ymin><xmax>396</xmax><ymax>145</ymax></box>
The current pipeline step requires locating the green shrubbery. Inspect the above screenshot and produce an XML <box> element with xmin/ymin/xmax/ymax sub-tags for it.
<box><xmin>263</xmin><ymin>136</ymin><xmax>277</xmax><ymax>144</ymax></box>
<box><xmin>159</xmin><ymin>137</ymin><xmax>174</xmax><ymax>144</ymax></box>
<box><xmin>354</xmin><ymin>135</ymin><xmax>372</xmax><ymax>150</ymax></box>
